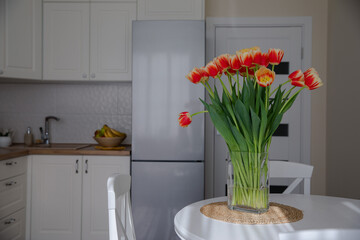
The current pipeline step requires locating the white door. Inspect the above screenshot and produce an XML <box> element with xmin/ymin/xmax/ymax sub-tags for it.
<box><xmin>90</xmin><ymin>3</ymin><xmax>136</xmax><ymax>81</ymax></box>
<box><xmin>31</xmin><ymin>155</ymin><xmax>82</xmax><ymax>240</ymax></box>
<box><xmin>82</xmin><ymin>156</ymin><xmax>130</xmax><ymax>240</ymax></box>
<box><xmin>43</xmin><ymin>3</ymin><xmax>90</xmax><ymax>80</ymax></box>
<box><xmin>0</xmin><ymin>0</ymin><xmax>42</xmax><ymax>79</ymax></box>
<box><xmin>211</xmin><ymin>26</ymin><xmax>303</xmax><ymax>197</ymax></box>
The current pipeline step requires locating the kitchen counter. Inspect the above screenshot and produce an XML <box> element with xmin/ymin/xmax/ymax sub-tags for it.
<box><xmin>0</xmin><ymin>143</ymin><xmax>131</xmax><ymax>161</ymax></box>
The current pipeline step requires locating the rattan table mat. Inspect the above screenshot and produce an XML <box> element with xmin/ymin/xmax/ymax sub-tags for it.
<box><xmin>200</xmin><ymin>201</ymin><xmax>303</xmax><ymax>224</ymax></box>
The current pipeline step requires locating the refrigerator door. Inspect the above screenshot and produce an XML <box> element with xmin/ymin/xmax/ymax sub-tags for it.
<box><xmin>132</xmin><ymin>20</ymin><xmax>205</xmax><ymax>161</ymax></box>
<box><xmin>132</xmin><ymin>161</ymin><xmax>204</xmax><ymax>240</ymax></box>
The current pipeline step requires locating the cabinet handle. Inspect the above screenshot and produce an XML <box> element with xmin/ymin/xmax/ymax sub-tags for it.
<box><xmin>82</xmin><ymin>73</ymin><xmax>88</xmax><ymax>78</ymax></box>
<box><xmin>85</xmin><ymin>159</ymin><xmax>88</xmax><ymax>174</ymax></box>
<box><xmin>4</xmin><ymin>218</ymin><xmax>16</xmax><ymax>225</ymax></box>
<box><xmin>5</xmin><ymin>181</ymin><xmax>17</xmax><ymax>186</ymax></box>
<box><xmin>75</xmin><ymin>159</ymin><xmax>79</xmax><ymax>174</ymax></box>
<box><xmin>5</xmin><ymin>161</ymin><xmax>17</xmax><ymax>166</ymax></box>
<box><xmin>90</xmin><ymin>73</ymin><xmax>96</xmax><ymax>79</ymax></box>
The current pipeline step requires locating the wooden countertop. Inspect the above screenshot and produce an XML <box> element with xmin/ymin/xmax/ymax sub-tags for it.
<box><xmin>0</xmin><ymin>143</ymin><xmax>131</xmax><ymax>161</ymax></box>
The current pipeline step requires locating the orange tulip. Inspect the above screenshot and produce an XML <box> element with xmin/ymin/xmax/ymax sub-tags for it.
<box><xmin>255</xmin><ymin>67</ymin><xmax>275</xmax><ymax>87</ymax></box>
<box><xmin>304</xmin><ymin>68</ymin><xmax>323</xmax><ymax>90</ymax></box>
<box><xmin>214</xmin><ymin>54</ymin><xmax>230</xmax><ymax>72</ymax></box>
<box><xmin>289</xmin><ymin>70</ymin><xmax>305</xmax><ymax>87</ymax></box>
<box><xmin>236</xmin><ymin>48</ymin><xmax>253</xmax><ymax>68</ymax></box>
<box><xmin>205</xmin><ymin>61</ymin><xmax>221</xmax><ymax>77</ymax></box>
<box><xmin>178</xmin><ymin>112</ymin><xmax>192</xmax><ymax>127</ymax></box>
<box><xmin>229</xmin><ymin>54</ymin><xmax>241</xmax><ymax>70</ymax></box>
<box><xmin>268</xmin><ymin>48</ymin><xmax>284</xmax><ymax>65</ymax></box>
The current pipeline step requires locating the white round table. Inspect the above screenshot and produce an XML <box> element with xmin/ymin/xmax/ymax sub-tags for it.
<box><xmin>174</xmin><ymin>194</ymin><xmax>360</xmax><ymax>240</ymax></box>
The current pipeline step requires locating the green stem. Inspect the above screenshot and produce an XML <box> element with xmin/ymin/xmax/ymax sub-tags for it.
<box><xmin>279</xmin><ymin>87</ymin><xmax>305</xmax><ymax>113</ymax></box>
<box><xmin>270</xmin><ymin>80</ymin><xmax>290</xmax><ymax>96</ymax></box>
<box><xmin>202</xmin><ymin>82</ymin><xmax>214</xmax><ymax>98</ymax></box>
<box><xmin>236</xmin><ymin>71</ymin><xmax>240</xmax><ymax>97</ymax></box>
<box><xmin>190</xmin><ymin>110</ymin><xmax>208</xmax><ymax>117</ymax></box>
<box><xmin>217</xmin><ymin>75</ymin><xmax>233</xmax><ymax>101</ymax></box>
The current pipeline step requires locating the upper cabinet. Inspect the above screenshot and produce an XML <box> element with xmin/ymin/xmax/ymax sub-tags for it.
<box><xmin>43</xmin><ymin>2</ymin><xmax>136</xmax><ymax>81</ymax></box>
<box><xmin>0</xmin><ymin>0</ymin><xmax>42</xmax><ymax>80</ymax></box>
<box><xmin>137</xmin><ymin>0</ymin><xmax>204</xmax><ymax>20</ymax></box>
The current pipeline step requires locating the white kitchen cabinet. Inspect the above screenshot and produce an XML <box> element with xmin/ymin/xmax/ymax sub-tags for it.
<box><xmin>43</xmin><ymin>2</ymin><xmax>135</xmax><ymax>81</ymax></box>
<box><xmin>0</xmin><ymin>0</ymin><xmax>42</xmax><ymax>80</ymax></box>
<box><xmin>43</xmin><ymin>3</ymin><xmax>90</xmax><ymax>81</ymax></box>
<box><xmin>30</xmin><ymin>155</ymin><xmax>130</xmax><ymax>240</ymax></box>
<box><xmin>90</xmin><ymin>3</ymin><xmax>135</xmax><ymax>81</ymax></box>
<box><xmin>0</xmin><ymin>156</ymin><xmax>27</xmax><ymax>240</ymax></box>
<box><xmin>82</xmin><ymin>155</ymin><xmax>130</xmax><ymax>240</ymax></box>
<box><xmin>137</xmin><ymin>0</ymin><xmax>204</xmax><ymax>20</ymax></box>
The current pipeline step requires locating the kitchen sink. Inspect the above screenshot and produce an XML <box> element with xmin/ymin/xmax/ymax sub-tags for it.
<box><xmin>27</xmin><ymin>143</ymin><xmax>90</xmax><ymax>150</ymax></box>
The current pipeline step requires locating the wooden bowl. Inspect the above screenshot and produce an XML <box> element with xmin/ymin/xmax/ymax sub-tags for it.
<box><xmin>93</xmin><ymin>136</ymin><xmax>125</xmax><ymax>147</ymax></box>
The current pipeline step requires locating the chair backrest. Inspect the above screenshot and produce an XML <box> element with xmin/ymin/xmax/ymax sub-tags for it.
<box><xmin>279</xmin><ymin>229</ymin><xmax>360</xmax><ymax>240</ymax></box>
<box><xmin>269</xmin><ymin>161</ymin><xmax>313</xmax><ymax>195</ymax></box>
<box><xmin>107</xmin><ymin>174</ymin><xmax>136</xmax><ymax>240</ymax></box>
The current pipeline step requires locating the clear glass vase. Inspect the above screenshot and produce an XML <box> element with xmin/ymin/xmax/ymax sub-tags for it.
<box><xmin>227</xmin><ymin>151</ymin><xmax>269</xmax><ymax>213</ymax></box>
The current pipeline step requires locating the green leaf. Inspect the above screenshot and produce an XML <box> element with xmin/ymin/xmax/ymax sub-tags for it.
<box><xmin>266</xmin><ymin>113</ymin><xmax>284</xmax><ymax>142</ymax></box>
<box><xmin>280</xmin><ymin>91</ymin><xmax>301</xmax><ymax>114</ymax></box>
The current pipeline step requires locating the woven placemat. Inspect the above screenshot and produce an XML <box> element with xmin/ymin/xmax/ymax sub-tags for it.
<box><xmin>200</xmin><ymin>201</ymin><xmax>303</xmax><ymax>224</ymax></box>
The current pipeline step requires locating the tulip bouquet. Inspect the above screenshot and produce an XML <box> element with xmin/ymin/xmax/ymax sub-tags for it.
<box><xmin>179</xmin><ymin>46</ymin><xmax>322</xmax><ymax>212</ymax></box>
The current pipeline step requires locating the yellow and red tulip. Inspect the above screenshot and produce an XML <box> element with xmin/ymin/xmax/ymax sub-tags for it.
<box><xmin>304</xmin><ymin>68</ymin><xmax>323</xmax><ymax>90</ymax></box>
<box><xmin>236</xmin><ymin>48</ymin><xmax>253</xmax><ymax>68</ymax></box>
<box><xmin>255</xmin><ymin>67</ymin><xmax>275</xmax><ymax>87</ymax></box>
<box><xmin>205</xmin><ymin>61</ymin><xmax>221</xmax><ymax>78</ymax></box>
<box><xmin>252</xmin><ymin>47</ymin><xmax>262</xmax><ymax>65</ymax></box>
<box><xmin>178</xmin><ymin>112</ymin><xmax>192</xmax><ymax>127</ymax></box>
<box><xmin>214</xmin><ymin>54</ymin><xmax>230</xmax><ymax>72</ymax></box>
<box><xmin>229</xmin><ymin>54</ymin><xmax>241</xmax><ymax>70</ymax></box>
<box><xmin>186</xmin><ymin>67</ymin><xmax>204</xmax><ymax>84</ymax></box>
<box><xmin>268</xmin><ymin>48</ymin><xmax>284</xmax><ymax>65</ymax></box>
<box><xmin>289</xmin><ymin>70</ymin><xmax>305</xmax><ymax>87</ymax></box>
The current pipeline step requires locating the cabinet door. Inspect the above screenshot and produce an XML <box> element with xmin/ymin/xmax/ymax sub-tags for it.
<box><xmin>82</xmin><ymin>156</ymin><xmax>130</xmax><ymax>240</ymax></box>
<box><xmin>0</xmin><ymin>0</ymin><xmax>42</xmax><ymax>79</ymax></box>
<box><xmin>90</xmin><ymin>3</ymin><xmax>136</xmax><ymax>81</ymax></box>
<box><xmin>43</xmin><ymin>3</ymin><xmax>90</xmax><ymax>81</ymax></box>
<box><xmin>137</xmin><ymin>0</ymin><xmax>204</xmax><ymax>20</ymax></box>
<box><xmin>31</xmin><ymin>155</ymin><xmax>82</xmax><ymax>240</ymax></box>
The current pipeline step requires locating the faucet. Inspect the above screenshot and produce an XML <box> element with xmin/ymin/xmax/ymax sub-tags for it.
<box><xmin>44</xmin><ymin>116</ymin><xmax>60</xmax><ymax>145</ymax></box>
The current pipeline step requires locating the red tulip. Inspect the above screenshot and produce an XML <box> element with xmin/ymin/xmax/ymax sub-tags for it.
<box><xmin>236</xmin><ymin>48</ymin><xmax>253</xmax><ymax>68</ymax></box>
<box><xmin>229</xmin><ymin>54</ymin><xmax>241</xmax><ymax>70</ymax></box>
<box><xmin>252</xmin><ymin>47</ymin><xmax>262</xmax><ymax>66</ymax></box>
<box><xmin>255</xmin><ymin>67</ymin><xmax>275</xmax><ymax>87</ymax></box>
<box><xmin>268</xmin><ymin>48</ymin><xmax>284</xmax><ymax>65</ymax></box>
<box><xmin>304</xmin><ymin>68</ymin><xmax>323</xmax><ymax>90</ymax></box>
<box><xmin>186</xmin><ymin>67</ymin><xmax>203</xmax><ymax>84</ymax></box>
<box><xmin>225</xmin><ymin>68</ymin><xmax>237</xmax><ymax>76</ymax></box>
<box><xmin>259</xmin><ymin>52</ymin><xmax>270</xmax><ymax>67</ymax></box>
<box><xmin>178</xmin><ymin>112</ymin><xmax>192</xmax><ymax>127</ymax></box>
<box><xmin>214</xmin><ymin>54</ymin><xmax>230</xmax><ymax>72</ymax></box>
<box><xmin>289</xmin><ymin>70</ymin><xmax>305</xmax><ymax>87</ymax></box>
<box><xmin>239</xmin><ymin>67</ymin><xmax>254</xmax><ymax>77</ymax></box>
<box><xmin>205</xmin><ymin>61</ymin><xmax>221</xmax><ymax>77</ymax></box>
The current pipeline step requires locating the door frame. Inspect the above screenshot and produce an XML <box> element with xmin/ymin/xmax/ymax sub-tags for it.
<box><xmin>205</xmin><ymin>17</ymin><xmax>312</xmax><ymax>198</ymax></box>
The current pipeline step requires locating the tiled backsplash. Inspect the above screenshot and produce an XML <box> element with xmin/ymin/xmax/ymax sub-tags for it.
<box><xmin>0</xmin><ymin>82</ymin><xmax>132</xmax><ymax>144</ymax></box>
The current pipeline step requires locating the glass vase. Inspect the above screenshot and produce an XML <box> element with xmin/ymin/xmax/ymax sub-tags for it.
<box><xmin>227</xmin><ymin>151</ymin><xmax>269</xmax><ymax>213</ymax></box>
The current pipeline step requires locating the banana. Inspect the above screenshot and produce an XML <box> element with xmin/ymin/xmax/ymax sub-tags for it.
<box><xmin>110</xmin><ymin>128</ymin><xmax>126</xmax><ymax>137</ymax></box>
<box><xmin>104</xmin><ymin>129</ymin><xmax>114</xmax><ymax>137</ymax></box>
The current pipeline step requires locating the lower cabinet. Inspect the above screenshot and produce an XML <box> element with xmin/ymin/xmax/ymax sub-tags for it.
<box><xmin>30</xmin><ymin>155</ymin><xmax>130</xmax><ymax>240</ymax></box>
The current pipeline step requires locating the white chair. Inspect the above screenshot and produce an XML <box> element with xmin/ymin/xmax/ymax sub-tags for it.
<box><xmin>279</xmin><ymin>229</ymin><xmax>360</xmax><ymax>240</ymax></box>
<box><xmin>107</xmin><ymin>174</ymin><xmax>136</xmax><ymax>240</ymax></box>
<box><xmin>269</xmin><ymin>161</ymin><xmax>313</xmax><ymax>195</ymax></box>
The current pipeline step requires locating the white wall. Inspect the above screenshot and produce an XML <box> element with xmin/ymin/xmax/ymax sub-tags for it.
<box><xmin>0</xmin><ymin>82</ymin><xmax>132</xmax><ymax>144</ymax></box>
<box><xmin>205</xmin><ymin>0</ymin><xmax>328</xmax><ymax>195</ymax></box>
<box><xmin>326</xmin><ymin>0</ymin><xmax>360</xmax><ymax>199</ymax></box>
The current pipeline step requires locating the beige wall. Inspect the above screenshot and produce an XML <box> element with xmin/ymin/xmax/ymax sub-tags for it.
<box><xmin>326</xmin><ymin>0</ymin><xmax>360</xmax><ymax>199</ymax></box>
<box><xmin>206</xmin><ymin>0</ymin><xmax>328</xmax><ymax>195</ymax></box>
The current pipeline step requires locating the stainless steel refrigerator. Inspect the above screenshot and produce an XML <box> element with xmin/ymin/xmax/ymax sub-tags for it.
<box><xmin>132</xmin><ymin>20</ymin><xmax>205</xmax><ymax>240</ymax></box>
